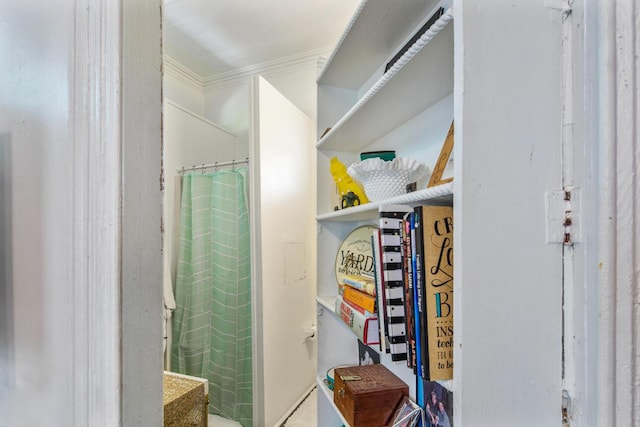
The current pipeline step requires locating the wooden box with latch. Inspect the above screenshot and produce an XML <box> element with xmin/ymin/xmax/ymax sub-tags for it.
<box><xmin>333</xmin><ymin>364</ymin><xmax>409</xmax><ymax>427</ymax></box>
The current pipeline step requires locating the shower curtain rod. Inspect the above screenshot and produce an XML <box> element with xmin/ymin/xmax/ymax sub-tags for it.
<box><xmin>178</xmin><ymin>157</ymin><xmax>249</xmax><ymax>173</ymax></box>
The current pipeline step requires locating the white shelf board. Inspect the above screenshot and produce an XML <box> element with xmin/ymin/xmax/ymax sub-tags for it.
<box><xmin>317</xmin><ymin>11</ymin><xmax>454</xmax><ymax>152</ymax></box>
<box><xmin>317</xmin><ymin>182</ymin><xmax>453</xmax><ymax>222</ymax></box>
<box><xmin>317</xmin><ymin>295</ymin><xmax>337</xmax><ymax>313</ymax></box>
<box><xmin>317</xmin><ymin>294</ymin><xmax>378</xmax><ymax>344</ymax></box>
<box><xmin>318</xmin><ymin>0</ymin><xmax>445</xmax><ymax>90</ymax></box>
<box><xmin>316</xmin><ymin>375</ymin><xmax>352</xmax><ymax>427</ymax></box>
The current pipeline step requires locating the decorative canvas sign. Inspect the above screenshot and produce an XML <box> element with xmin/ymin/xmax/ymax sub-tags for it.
<box><xmin>334</xmin><ymin>225</ymin><xmax>378</xmax><ymax>288</ymax></box>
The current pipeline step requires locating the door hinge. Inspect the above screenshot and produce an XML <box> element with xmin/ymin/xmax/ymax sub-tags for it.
<box><xmin>545</xmin><ymin>188</ymin><xmax>581</xmax><ymax>245</ymax></box>
<box><xmin>562</xmin><ymin>389</ymin><xmax>572</xmax><ymax>426</ymax></box>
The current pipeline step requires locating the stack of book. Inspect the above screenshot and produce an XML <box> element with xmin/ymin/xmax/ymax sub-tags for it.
<box><xmin>334</xmin><ymin>274</ymin><xmax>379</xmax><ymax>345</ymax></box>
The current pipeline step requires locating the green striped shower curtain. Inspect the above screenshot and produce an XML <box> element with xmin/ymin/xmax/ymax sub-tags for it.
<box><xmin>171</xmin><ymin>169</ymin><xmax>252</xmax><ymax>426</ymax></box>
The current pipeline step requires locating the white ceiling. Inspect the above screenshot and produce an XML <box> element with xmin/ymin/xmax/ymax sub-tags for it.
<box><xmin>163</xmin><ymin>0</ymin><xmax>361</xmax><ymax>78</ymax></box>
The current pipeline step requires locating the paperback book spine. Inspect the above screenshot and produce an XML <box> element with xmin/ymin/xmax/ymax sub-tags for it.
<box><xmin>402</xmin><ymin>212</ymin><xmax>416</xmax><ymax>372</ymax></box>
<box><xmin>412</xmin><ymin>207</ymin><xmax>428</xmax><ymax>381</ymax></box>
<box><xmin>411</xmin><ymin>209</ymin><xmax>426</xmax><ymax>408</ymax></box>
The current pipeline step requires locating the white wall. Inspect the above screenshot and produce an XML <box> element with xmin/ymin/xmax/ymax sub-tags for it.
<box><xmin>203</xmin><ymin>84</ymin><xmax>251</xmax><ymax>141</ymax></box>
<box><xmin>251</xmin><ymin>76</ymin><xmax>317</xmax><ymax>427</ymax></box>
<box><xmin>262</xmin><ymin>66</ymin><xmax>320</xmax><ymax>123</ymax></box>
<box><xmin>164</xmin><ymin>72</ymin><xmax>204</xmax><ymax>114</ymax></box>
<box><xmin>203</xmin><ymin>61</ymin><xmax>323</xmax><ymax>140</ymax></box>
<box><xmin>162</xmin><ymin>101</ymin><xmax>238</xmax><ymax>290</ymax></box>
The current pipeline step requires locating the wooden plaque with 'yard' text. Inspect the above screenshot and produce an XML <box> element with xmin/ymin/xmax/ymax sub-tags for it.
<box><xmin>422</xmin><ymin>205</ymin><xmax>453</xmax><ymax>380</ymax></box>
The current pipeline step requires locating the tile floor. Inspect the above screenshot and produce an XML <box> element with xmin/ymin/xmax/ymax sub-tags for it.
<box><xmin>206</xmin><ymin>387</ymin><xmax>317</xmax><ymax>427</ymax></box>
<box><xmin>208</xmin><ymin>414</ymin><xmax>242</xmax><ymax>426</ymax></box>
<box><xmin>281</xmin><ymin>387</ymin><xmax>316</xmax><ymax>427</ymax></box>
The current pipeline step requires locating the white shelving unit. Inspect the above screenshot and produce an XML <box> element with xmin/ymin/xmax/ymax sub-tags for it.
<box><xmin>315</xmin><ymin>1</ymin><xmax>455</xmax><ymax>425</ymax></box>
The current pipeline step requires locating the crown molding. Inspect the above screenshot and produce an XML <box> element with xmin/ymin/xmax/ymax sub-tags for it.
<box><xmin>163</xmin><ymin>55</ymin><xmax>204</xmax><ymax>92</ymax></box>
<box><xmin>164</xmin><ymin>47</ymin><xmax>332</xmax><ymax>94</ymax></box>
<box><xmin>203</xmin><ymin>46</ymin><xmax>332</xmax><ymax>93</ymax></box>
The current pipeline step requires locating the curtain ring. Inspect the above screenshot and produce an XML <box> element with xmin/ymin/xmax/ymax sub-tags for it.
<box><xmin>215</xmin><ymin>161</ymin><xmax>219</xmax><ymax>172</ymax></box>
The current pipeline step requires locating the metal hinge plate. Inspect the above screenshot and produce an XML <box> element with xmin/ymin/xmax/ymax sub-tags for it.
<box><xmin>545</xmin><ymin>188</ymin><xmax>581</xmax><ymax>245</ymax></box>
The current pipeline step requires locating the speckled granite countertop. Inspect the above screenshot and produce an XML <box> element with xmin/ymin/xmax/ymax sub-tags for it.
<box><xmin>163</xmin><ymin>372</ymin><xmax>207</xmax><ymax>426</ymax></box>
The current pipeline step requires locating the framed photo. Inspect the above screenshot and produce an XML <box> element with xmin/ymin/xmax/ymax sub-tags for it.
<box><xmin>424</xmin><ymin>381</ymin><xmax>453</xmax><ymax>427</ymax></box>
<box><xmin>389</xmin><ymin>396</ymin><xmax>423</xmax><ymax>427</ymax></box>
<box><xmin>358</xmin><ymin>340</ymin><xmax>380</xmax><ymax>365</ymax></box>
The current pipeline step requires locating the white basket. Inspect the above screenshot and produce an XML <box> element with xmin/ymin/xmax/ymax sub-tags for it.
<box><xmin>347</xmin><ymin>157</ymin><xmax>430</xmax><ymax>201</ymax></box>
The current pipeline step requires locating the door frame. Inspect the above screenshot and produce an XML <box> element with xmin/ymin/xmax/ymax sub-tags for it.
<box><xmin>592</xmin><ymin>0</ymin><xmax>640</xmax><ymax>425</ymax></box>
<box><xmin>563</xmin><ymin>0</ymin><xmax>640</xmax><ymax>425</ymax></box>
<box><xmin>71</xmin><ymin>0</ymin><xmax>163</xmax><ymax>424</ymax></box>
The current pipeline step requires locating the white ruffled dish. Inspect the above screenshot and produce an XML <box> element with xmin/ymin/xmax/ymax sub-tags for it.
<box><xmin>347</xmin><ymin>157</ymin><xmax>430</xmax><ymax>201</ymax></box>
